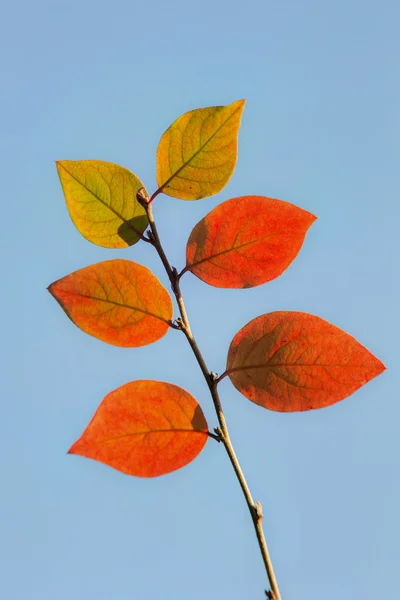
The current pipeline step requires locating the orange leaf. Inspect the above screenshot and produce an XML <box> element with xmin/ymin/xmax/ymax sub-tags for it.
<box><xmin>185</xmin><ymin>196</ymin><xmax>316</xmax><ymax>288</ymax></box>
<box><xmin>56</xmin><ymin>160</ymin><xmax>148</xmax><ymax>248</ymax></box>
<box><xmin>155</xmin><ymin>100</ymin><xmax>245</xmax><ymax>200</ymax></box>
<box><xmin>69</xmin><ymin>380</ymin><xmax>209</xmax><ymax>477</ymax></box>
<box><xmin>226</xmin><ymin>311</ymin><xmax>385</xmax><ymax>412</ymax></box>
<box><xmin>48</xmin><ymin>259</ymin><xmax>173</xmax><ymax>347</ymax></box>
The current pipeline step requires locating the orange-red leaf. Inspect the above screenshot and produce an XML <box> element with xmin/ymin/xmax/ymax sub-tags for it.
<box><xmin>185</xmin><ymin>196</ymin><xmax>316</xmax><ymax>288</ymax></box>
<box><xmin>226</xmin><ymin>311</ymin><xmax>385</xmax><ymax>412</ymax></box>
<box><xmin>155</xmin><ymin>100</ymin><xmax>245</xmax><ymax>200</ymax></box>
<box><xmin>69</xmin><ymin>380</ymin><xmax>209</xmax><ymax>477</ymax></box>
<box><xmin>48</xmin><ymin>259</ymin><xmax>173</xmax><ymax>347</ymax></box>
<box><xmin>56</xmin><ymin>160</ymin><xmax>148</xmax><ymax>248</ymax></box>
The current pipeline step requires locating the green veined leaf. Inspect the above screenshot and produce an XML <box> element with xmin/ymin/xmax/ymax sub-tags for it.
<box><xmin>56</xmin><ymin>160</ymin><xmax>148</xmax><ymax>248</ymax></box>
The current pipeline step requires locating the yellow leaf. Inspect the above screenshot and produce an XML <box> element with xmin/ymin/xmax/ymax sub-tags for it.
<box><xmin>155</xmin><ymin>100</ymin><xmax>245</xmax><ymax>201</ymax></box>
<box><xmin>56</xmin><ymin>160</ymin><xmax>148</xmax><ymax>248</ymax></box>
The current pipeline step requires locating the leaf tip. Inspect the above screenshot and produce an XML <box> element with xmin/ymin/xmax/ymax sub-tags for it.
<box><xmin>55</xmin><ymin>161</ymin><xmax>66</xmax><ymax>178</ymax></box>
<box><xmin>47</xmin><ymin>282</ymin><xmax>56</xmax><ymax>297</ymax></box>
<box><xmin>68</xmin><ymin>440</ymin><xmax>80</xmax><ymax>455</ymax></box>
<box><xmin>368</xmin><ymin>349</ymin><xmax>386</xmax><ymax>376</ymax></box>
<box><xmin>378</xmin><ymin>358</ymin><xmax>387</xmax><ymax>373</ymax></box>
<box><xmin>55</xmin><ymin>160</ymin><xmax>68</xmax><ymax>175</ymax></box>
<box><xmin>233</xmin><ymin>98</ymin><xmax>246</xmax><ymax>113</ymax></box>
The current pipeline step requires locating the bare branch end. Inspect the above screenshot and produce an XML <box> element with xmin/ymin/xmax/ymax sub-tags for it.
<box><xmin>136</xmin><ymin>187</ymin><xmax>150</xmax><ymax>207</ymax></box>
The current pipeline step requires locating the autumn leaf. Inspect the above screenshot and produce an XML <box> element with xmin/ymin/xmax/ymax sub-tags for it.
<box><xmin>69</xmin><ymin>380</ymin><xmax>209</xmax><ymax>477</ymax></box>
<box><xmin>184</xmin><ymin>196</ymin><xmax>316</xmax><ymax>288</ymax></box>
<box><xmin>225</xmin><ymin>311</ymin><xmax>385</xmax><ymax>412</ymax></box>
<box><xmin>48</xmin><ymin>259</ymin><xmax>173</xmax><ymax>347</ymax></box>
<box><xmin>56</xmin><ymin>160</ymin><xmax>148</xmax><ymax>248</ymax></box>
<box><xmin>155</xmin><ymin>100</ymin><xmax>245</xmax><ymax>201</ymax></box>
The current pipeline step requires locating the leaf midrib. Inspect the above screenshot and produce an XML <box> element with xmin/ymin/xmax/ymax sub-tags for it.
<box><xmin>99</xmin><ymin>429</ymin><xmax>209</xmax><ymax>442</ymax></box>
<box><xmin>188</xmin><ymin>227</ymin><xmax>291</xmax><ymax>270</ymax></box>
<box><xmin>227</xmin><ymin>363</ymin><xmax>377</xmax><ymax>376</ymax></box>
<box><xmin>53</xmin><ymin>288</ymin><xmax>170</xmax><ymax>324</ymax></box>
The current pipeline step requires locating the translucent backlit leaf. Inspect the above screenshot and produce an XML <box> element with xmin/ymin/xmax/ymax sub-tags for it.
<box><xmin>226</xmin><ymin>311</ymin><xmax>385</xmax><ymax>412</ymax></box>
<box><xmin>185</xmin><ymin>196</ymin><xmax>316</xmax><ymax>288</ymax></box>
<box><xmin>48</xmin><ymin>259</ymin><xmax>173</xmax><ymax>347</ymax></box>
<box><xmin>69</xmin><ymin>380</ymin><xmax>209</xmax><ymax>477</ymax></box>
<box><xmin>155</xmin><ymin>100</ymin><xmax>245</xmax><ymax>200</ymax></box>
<box><xmin>56</xmin><ymin>160</ymin><xmax>148</xmax><ymax>248</ymax></box>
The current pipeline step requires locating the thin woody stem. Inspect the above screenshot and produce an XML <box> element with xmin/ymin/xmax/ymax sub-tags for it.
<box><xmin>137</xmin><ymin>189</ymin><xmax>281</xmax><ymax>600</ymax></box>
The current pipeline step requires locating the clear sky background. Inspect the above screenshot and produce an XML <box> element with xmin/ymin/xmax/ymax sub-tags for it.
<box><xmin>1</xmin><ymin>1</ymin><xmax>399</xmax><ymax>599</ymax></box>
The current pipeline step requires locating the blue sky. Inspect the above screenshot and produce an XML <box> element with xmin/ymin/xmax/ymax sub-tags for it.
<box><xmin>2</xmin><ymin>1</ymin><xmax>399</xmax><ymax>598</ymax></box>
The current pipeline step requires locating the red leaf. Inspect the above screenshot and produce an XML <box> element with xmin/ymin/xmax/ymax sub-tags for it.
<box><xmin>185</xmin><ymin>196</ymin><xmax>316</xmax><ymax>288</ymax></box>
<box><xmin>69</xmin><ymin>380</ymin><xmax>209</xmax><ymax>477</ymax></box>
<box><xmin>226</xmin><ymin>311</ymin><xmax>385</xmax><ymax>412</ymax></box>
<box><xmin>48</xmin><ymin>259</ymin><xmax>173</xmax><ymax>347</ymax></box>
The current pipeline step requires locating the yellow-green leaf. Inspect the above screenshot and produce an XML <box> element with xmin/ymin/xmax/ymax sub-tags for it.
<box><xmin>56</xmin><ymin>160</ymin><xmax>149</xmax><ymax>248</ymax></box>
<box><xmin>155</xmin><ymin>100</ymin><xmax>245</xmax><ymax>201</ymax></box>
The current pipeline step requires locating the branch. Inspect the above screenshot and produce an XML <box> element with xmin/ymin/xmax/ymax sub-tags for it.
<box><xmin>137</xmin><ymin>189</ymin><xmax>282</xmax><ymax>600</ymax></box>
